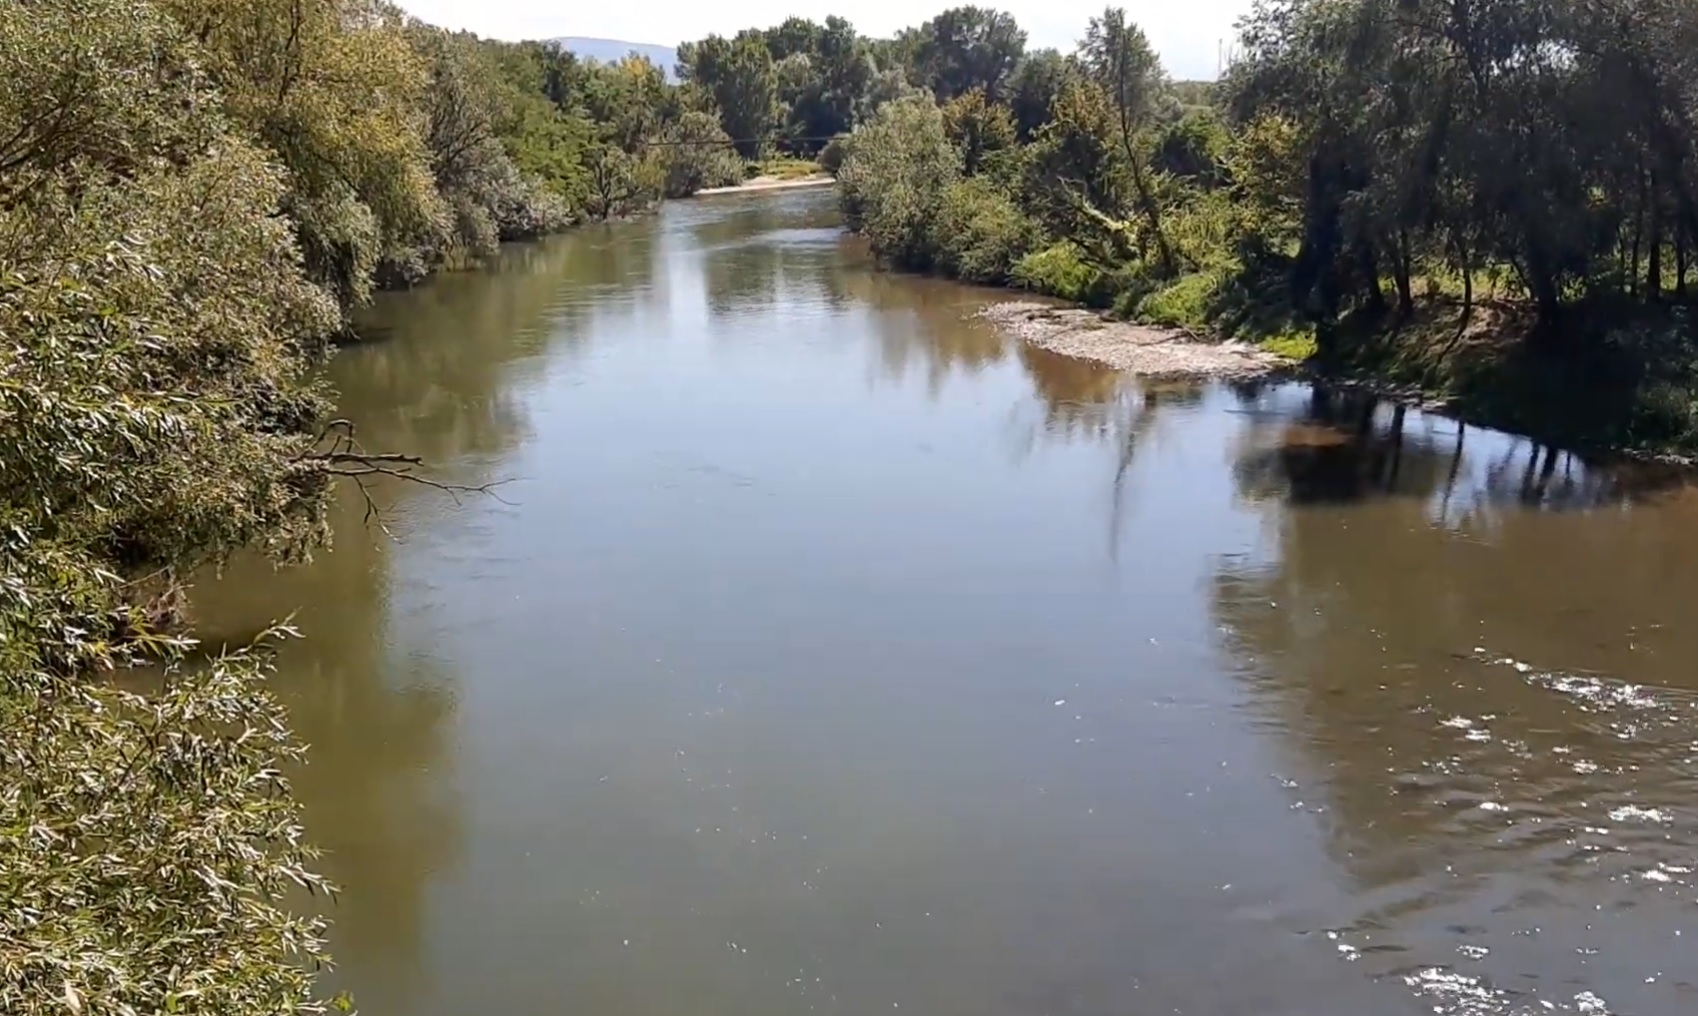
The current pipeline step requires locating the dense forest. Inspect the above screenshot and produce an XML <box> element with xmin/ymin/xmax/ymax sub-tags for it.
<box><xmin>6</xmin><ymin>0</ymin><xmax>1698</xmax><ymax>1013</ymax></box>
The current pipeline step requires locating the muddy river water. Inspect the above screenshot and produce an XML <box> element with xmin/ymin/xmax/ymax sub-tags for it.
<box><xmin>193</xmin><ymin>188</ymin><xmax>1698</xmax><ymax>1015</ymax></box>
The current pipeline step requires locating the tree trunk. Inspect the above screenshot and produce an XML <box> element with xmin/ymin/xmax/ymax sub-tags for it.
<box><xmin>1292</xmin><ymin>156</ymin><xmax>1342</xmax><ymax>322</ymax></box>
<box><xmin>1111</xmin><ymin>74</ymin><xmax>1176</xmax><ymax>278</ymax></box>
<box><xmin>1523</xmin><ymin>237</ymin><xmax>1563</xmax><ymax>328</ymax></box>
<box><xmin>1647</xmin><ymin>202</ymin><xmax>1663</xmax><ymax>301</ymax></box>
<box><xmin>1678</xmin><ymin>226</ymin><xmax>1689</xmax><ymax>297</ymax></box>
<box><xmin>1629</xmin><ymin>167</ymin><xmax>1646</xmax><ymax>298</ymax></box>
<box><xmin>1450</xmin><ymin>222</ymin><xmax>1475</xmax><ymax>322</ymax></box>
<box><xmin>1394</xmin><ymin>229</ymin><xmax>1415</xmax><ymax>318</ymax></box>
<box><xmin>1127</xmin><ymin>155</ymin><xmax>1176</xmax><ymax>277</ymax></box>
<box><xmin>1360</xmin><ymin>240</ymin><xmax>1386</xmax><ymax>316</ymax></box>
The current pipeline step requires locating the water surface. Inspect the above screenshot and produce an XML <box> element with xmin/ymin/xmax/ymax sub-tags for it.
<box><xmin>194</xmin><ymin>190</ymin><xmax>1698</xmax><ymax>1016</ymax></box>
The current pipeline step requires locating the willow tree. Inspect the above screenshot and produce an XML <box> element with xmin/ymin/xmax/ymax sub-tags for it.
<box><xmin>162</xmin><ymin>0</ymin><xmax>445</xmax><ymax>314</ymax></box>
<box><xmin>2</xmin><ymin>2</ymin><xmax>346</xmax><ymax>1012</ymax></box>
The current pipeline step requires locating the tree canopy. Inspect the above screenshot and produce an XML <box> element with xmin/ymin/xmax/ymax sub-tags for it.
<box><xmin>832</xmin><ymin>1</ymin><xmax>1698</xmax><ymax>451</ymax></box>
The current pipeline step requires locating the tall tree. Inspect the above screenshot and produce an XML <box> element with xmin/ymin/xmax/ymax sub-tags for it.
<box><xmin>1007</xmin><ymin>48</ymin><xmax>1073</xmax><ymax>139</ymax></box>
<box><xmin>1081</xmin><ymin>7</ymin><xmax>1176</xmax><ymax>275</ymax></box>
<box><xmin>915</xmin><ymin>6</ymin><xmax>1027</xmax><ymax>103</ymax></box>
<box><xmin>683</xmin><ymin>31</ymin><xmax>779</xmax><ymax>157</ymax></box>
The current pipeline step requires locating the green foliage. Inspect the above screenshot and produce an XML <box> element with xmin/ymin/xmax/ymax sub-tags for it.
<box><xmin>1</xmin><ymin>636</ymin><xmax>334</xmax><ymax>1016</ymax></box>
<box><xmin>165</xmin><ymin>0</ymin><xmax>446</xmax><ymax>312</ymax></box>
<box><xmin>0</xmin><ymin>2</ymin><xmax>357</xmax><ymax>1010</ymax></box>
<box><xmin>583</xmin><ymin>143</ymin><xmax>659</xmax><ymax>220</ymax></box>
<box><xmin>1152</xmin><ymin>108</ymin><xmax>1230</xmax><ymax>186</ymax></box>
<box><xmin>914</xmin><ymin>6</ymin><xmax>1028</xmax><ymax>102</ymax></box>
<box><xmin>682</xmin><ymin>32</ymin><xmax>780</xmax><ymax>158</ymax></box>
<box><xmin>931</xmin><ymin>178</ymin><xmax>1040</xmax><ymax>284</ymax></box>
<box><xmin>1006</xmin><ymin>48</ymin><xmax>1074</xmax><ymax>140</ymax></box>
<box><xmin>654</xmin><ymin>112</ymin><xmax>744</xmax><ymax>197</ymax></box>
<box><xmin>1136</xmin><ymin>271</ymin><xmax>1222</xmax><ymax>330</ymax></box>
<box><xmin>835</xmin><ymin>0</ymin><xmax>1698</xmax><ymax>449</ymax></box>
<box><xmin>818</xmin><ymin>135</ymin><xmax>852</xmax><ymax>175</ymax></box>
<box><xmin>941</xmin><ymin>88</ymin><xmax>1017</xmax><ymax>176</ymax></box>
<box><xmin>1258</xmin><ymin>330</ymin><xmax>1320</xmax><ymax>361</ymax></box>
<box><xmin>1022</xmin><ymin>80</ymin><xmax>1137</xmax><ymax>265</ymax></box>
<box><xmin>1012</xmin><ymin>243</ymin><xmax>1107</xmax><ymax>304</ymax></box>
<box><xmin>837</xmin><ymin>97</ymin><xmax>962</xmax><ymax>269</ymax></box>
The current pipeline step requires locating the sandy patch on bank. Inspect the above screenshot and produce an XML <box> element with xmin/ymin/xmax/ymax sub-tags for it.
<box><xmin>693</xmin><ymin>175</ymin><xmax>835</xmax><ymax>197</ymax></box>
<box><xmin>980</xmin><ymin>302</ymin><xmax>1285</xmax><ymax>379</ymax></box>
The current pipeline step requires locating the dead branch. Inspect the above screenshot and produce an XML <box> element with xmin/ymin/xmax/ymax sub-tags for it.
<box><xmin>296</xmin><ymin>419</ymin><xmax>517</xmax><ymax>531</ymax></box>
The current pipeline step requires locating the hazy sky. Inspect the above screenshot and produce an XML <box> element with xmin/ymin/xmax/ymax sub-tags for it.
<box><xmin>398</xmin><ymin>1</ymin><xmax>1250</xmax><ymax>80</ymax></box>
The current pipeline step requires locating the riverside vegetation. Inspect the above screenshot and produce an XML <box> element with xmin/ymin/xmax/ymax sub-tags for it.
<box><xmin>0</xmin><ymin>1</ymin><xmax>857</xmax><ymax>1013</ymax></box>
<box><xmin>1</xmin><ymin>2</ymin><xmax>1087</xmax><ymax>1009</ymax></box>
<box><xmin>830</xmin><ymin>2</ymin><xmax>1698</xmax><ymax>457</ymax></box>
<box><xmin>7</xmin><ymin>1</ymin><xmax>1697</xmax><ymax>1013</ymax></box>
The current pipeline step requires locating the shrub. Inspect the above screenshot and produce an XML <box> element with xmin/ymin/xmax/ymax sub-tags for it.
<box><xmin>1136</xmin><ymin>271</ymin><xmax>1223</xmax><ymax>331</ymax></box>
<box><xmin>930</xmin><ymin>179</ymin><xmax>1039</xmax><ymax>284</ymax></box>
<box><xmin>837</xmin><ymin>96</ymin><xmax>961</xmax><ymax>270</ymax></box>
<box><xmin>940</xmin><ymin>88</ymin><xmax>1017</xmax><ymax>176</ymax></box>
<box><xmin>655</xmin><ymin>111</ymin><xmax>745</xmax><ymax>197</ymax></box>
<box><xmin>1</xmin><ymin>5</ymin><xmax>345</xmax><ymax>1012</ymax></box>
<box><xmin>1</xmin><ymin>637</ymin><xmax>337</xmax><ymax>1016</ymax></box>
<box><xmin>818</xmin><ymin>134</ymin><xmax>851</xmax><ymax>176</ymax></box>
<box><xmin>1012</xmin><ymin>242</ymin><xmax>1105</xmax><ymax>303</ymax></box>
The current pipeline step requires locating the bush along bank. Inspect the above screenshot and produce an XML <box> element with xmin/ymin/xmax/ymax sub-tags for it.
<box><xmin>0</xmin><ymin>1</ymin><xmax>764</xmax><ymax>1013</ymax></box>
<box><xmin>833</xmin><ymin>3</ymin><xmax>1698</xmax><ymax>459</ymax></box>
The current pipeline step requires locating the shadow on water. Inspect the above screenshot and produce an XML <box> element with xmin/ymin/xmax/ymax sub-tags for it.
<box><xmin>1212</xmin><ymin>382</ymin><xmax>1698</xmax><ymax>1013</ymax></box>
<box><xmin>189</xmin><ymin>226</ymin><xmax>644</xmax><ymax>1009</ymax></box>
<box><xmin>1228</xmin><ymin>383</ymin><xmax>1689</xmax><ymax>513</ymax></box>
<box><xmin>191</xmin><ymin>488</ymin><xmax>460</xmax><ymax>1010</ymax></box>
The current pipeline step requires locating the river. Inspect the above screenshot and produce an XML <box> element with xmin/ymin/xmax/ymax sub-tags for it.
<box><xmin>192</xmin><ymin>188</ymin><xmax>1698</xmax><ymax>1016</ymax></box>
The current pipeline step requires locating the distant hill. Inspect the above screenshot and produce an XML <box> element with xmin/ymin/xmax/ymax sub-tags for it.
<box><xmin>550</xmin><ymin>37</ymin><xmax>678</xmax><ymax>79</ymax></box>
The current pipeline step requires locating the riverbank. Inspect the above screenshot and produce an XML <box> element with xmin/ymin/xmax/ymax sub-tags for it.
<box><xmin>693</xmin><ymin>174</ymin><xmax>835</xmax><ymax>197</ymax></box>
<box><xmin>979</xmin><ymin>302</ymin><xmax>1287</xmax><ymax>379</ymax></box>
<box><xmin>974</xmin><ymin>290</ymin><xmax>1698</xmax><ymax>465</ymax></box>
<box><xmin>831</xmin><ymin>78</ymin><xmax>1698</xmax><ymax>466</ymax></box>
<box><xmin>1312</xmin><ymin>300</ymin><xmax>1698</xmax><ymax>466</ymax></box>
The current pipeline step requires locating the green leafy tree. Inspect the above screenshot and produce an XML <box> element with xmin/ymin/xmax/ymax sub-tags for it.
<box><xmin>837</xmin><ymin>96</ymin><xmax>962</xmax><ymax>269</ymax></box>
<box><xmin>941</xmin><ymin>87</ymin><xmax>1017</xmax><ymax>176</ymax></box>
<box><xmin>915</xmin><ymin>6</ymin><xmax>1028</xmax><ymax>102</ymax></box>
<box><xmin>1007</xmin><ymin>48</ymin><xmax>1074</xmax><ymax>139</ymax></box>
<box><xmin>653</xmin><ymin>111</ymin><xmax>744</xmax><ymax>196</ymax></box>
<box><xmin>162</xmin><ymin>0</ymin><xmax>447</xmax><ymax>317</ymax></box>
<box><xmin>0</xmin><ymin>4</ymin><xmax>355</xmax><ymax>1012</ymax></box>
<box><xmin>683</xmin><ymin>31</ymin><xmax>780</xmax><ymax>158</ymax></box>
<box><xmin>1023</xmin><ymin>79</ymin><xmax>1136</xmax><ymax>265</ymax></box>
<box><xmin>1081</xmin><ymin>7</ymin><xmax>1176</xmax><ymax>275</ymax></box>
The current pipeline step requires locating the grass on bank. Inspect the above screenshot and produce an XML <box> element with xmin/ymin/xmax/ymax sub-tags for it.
<box><xmin>751</xmin><ymin>156</ymin><xmax>827</xmax><ymax>180</ymax></box>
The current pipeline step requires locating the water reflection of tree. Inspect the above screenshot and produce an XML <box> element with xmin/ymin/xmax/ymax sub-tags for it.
<box><xmin>829</xmin><ymin>269</ymin><xmax>1011</xmax><ymax>396</ymax></box>
<box><xmin>1210</xmin><ymin>388</ymin><xmax>1698</xmax><ymax>898</ymax></box>
<box><xmin>1226</xmin><ymin>386</ymin><xmax>1657</xmax><ymax>516</ymax></box>
<box><xmin>191</xmin><ymin>487</ymin><xmax>459</xmax><ymax>1007</ymax></box>
<box><xmin>701</xmin><ymin>238</ymin><xmax>844</xmax><ymax>316</ymax></box>
<box><xmin>185</xmin><ymin>226</ymin><xmax>635</xmax><ymax>1005</ymax></box>
<box><xmin>687</xmin><ymin>193</ymin><xmax>849</xmax><ymax>317</ymax></box>
<box><xmin>343</xmin><ymin>230</ymin><xmax>651</xmax><ymax>468</ymax></box>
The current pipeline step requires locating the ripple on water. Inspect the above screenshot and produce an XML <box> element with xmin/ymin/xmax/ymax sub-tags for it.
<box><xmin>1318</xmin><ymin>651</ymin><xmax>1698</xmax><ymax>1015</ymax></box>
